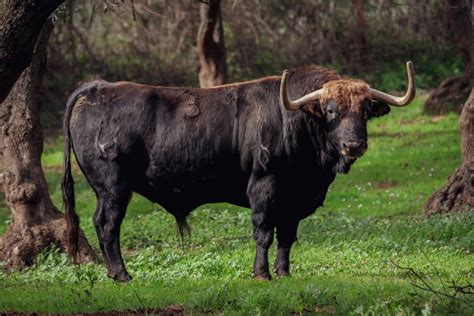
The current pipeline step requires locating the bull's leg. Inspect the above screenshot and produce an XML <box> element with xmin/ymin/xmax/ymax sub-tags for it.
<box><xmin>252</xmin><ymin>212</ymin><xmax>274</xmax><ymax>280</ymax></box>
<box><xmin>94</xmin><ymin>185</ymin><xmax>131</xmax><ymax>282</ymax></box>
<box><xmin>274</xmin><ymin>220</ymin><xmax>299</xmax><ymax>277</ymax></box>
<box><xmin>92</xmin><ymin>198</ymin><xmax>106</xmax><ymax>257</ymax></box>
<box><xmin>248</xmin><ymin>176</ymin><xmax>277</xmax><ymax>280</ymax></box>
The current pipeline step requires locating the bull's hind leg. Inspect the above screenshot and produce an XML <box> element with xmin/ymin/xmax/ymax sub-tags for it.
<box><xmin>92</xmin><ymin>178</ymin><xmax>132</xmax><ymax>282</ymax></box>
<box><xmin>274</xmin><ymin>220</ymin><xmax>299</xmax><ymax>277</ymax></box>
<box><xmin>247</xmin><ymin>175</ymin><xmax>277</xmax><ymax>280</ymax></box>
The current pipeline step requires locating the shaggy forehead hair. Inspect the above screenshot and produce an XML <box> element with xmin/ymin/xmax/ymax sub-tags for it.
<box><xmin>320</xmin><ymin>79</ymin><xmax>371</xmax><ymax>112</ymax></box>
<box><xmin>287</xmin><ymin>66</ymin><xmax>372</xmax><ymax>112</ymax></box>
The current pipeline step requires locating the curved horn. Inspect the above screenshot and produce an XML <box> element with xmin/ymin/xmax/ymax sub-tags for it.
<box><xmin>371</xmin><ymin>61</ymin><xmax>416</xmax><ymax>107</ymax></box>
<box><xmin>279</xmin><ymin>69</ymin><xmax>324</xmax><ymax>111</ymax></box>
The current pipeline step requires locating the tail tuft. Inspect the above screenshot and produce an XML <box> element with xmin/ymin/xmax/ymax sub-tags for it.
<box><xmin>175</xmin><ymin>216</ymin><xmax>191</xmax><ymax>245</ymax></box>
<box><xmin>62</xmin><ymin>162</ymin><xmax>79</xmax><ymax>263</ymax></box>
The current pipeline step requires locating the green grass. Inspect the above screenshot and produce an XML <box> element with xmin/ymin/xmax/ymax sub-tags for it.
<box><xmin>1</xmin><ymin>96</ymin><xmax>473</xmax><ymax>314</ymax></box>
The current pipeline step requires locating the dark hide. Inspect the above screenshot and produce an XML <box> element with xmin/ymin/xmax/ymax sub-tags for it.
<box><xmin>62</xmin><ymin>66</ymin><xmax>386</xmax><ymax>281</ymax></box>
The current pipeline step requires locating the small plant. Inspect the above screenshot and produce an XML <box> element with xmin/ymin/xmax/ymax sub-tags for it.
<box><xmin>70</xmin><ymin>265</ymin><xmax>99</xmax><ymax>307</ymax></box>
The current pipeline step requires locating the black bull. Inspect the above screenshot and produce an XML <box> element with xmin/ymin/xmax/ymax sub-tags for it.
<box><xmin>62</xmin><ymin>65</ymin><xmax>414</xmax><ymax>281</ymax></box>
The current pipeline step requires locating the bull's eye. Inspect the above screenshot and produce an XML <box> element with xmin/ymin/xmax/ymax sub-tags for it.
<box><xmin>326</xmin><ymin>108</ymin><xmax>338</xmax><ymax>123</ymax></box>
<box><xmin>325</xmin><ymin>101</ymin><xmax>338</xmax><ymax>122</ymax></box>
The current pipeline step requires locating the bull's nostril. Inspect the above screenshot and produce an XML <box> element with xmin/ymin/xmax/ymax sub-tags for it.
<box><xmin>341</xmin><ymin>141</ymin><xmax>367</xmax><ymax>158</ymax></box>
<box><xmin>349</xmin><ymin>141</ymin><xmax>363</xmax><ymax>149</ymax></box>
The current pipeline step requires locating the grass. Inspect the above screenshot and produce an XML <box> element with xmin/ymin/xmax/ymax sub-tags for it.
<box><xmin>1</xmin><ymin>96</ymin><xmax>473</xmax><ymax>314</ymax></box>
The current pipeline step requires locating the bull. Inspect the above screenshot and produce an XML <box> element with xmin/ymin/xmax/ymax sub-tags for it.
<box><xmin>62</xmin><ymin>62</ymin><xmax>415</xmax><ymax>281</ymax></box>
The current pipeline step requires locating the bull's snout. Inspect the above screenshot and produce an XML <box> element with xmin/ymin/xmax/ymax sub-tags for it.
<box><xmin>341</xmin><ymin>140</ymin><xmax>367</xmax><ymax>158</ymax></box>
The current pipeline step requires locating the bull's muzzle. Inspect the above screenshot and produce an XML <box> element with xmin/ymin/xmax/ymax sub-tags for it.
<box><xmin>341</xmin><ymin>141</ymin><xmax>367</xmax><ymax>158</ymax></box>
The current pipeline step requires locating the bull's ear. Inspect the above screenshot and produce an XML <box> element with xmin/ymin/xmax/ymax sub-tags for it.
<box><xmin>301</xmin><ymin>101</ymin><xmax>323</xmax><ymax>117</ymax></box>
<box><xmin>369</xmin><ymin>100</ymin><xmax>390</xmax><ymax>118</ymax></box>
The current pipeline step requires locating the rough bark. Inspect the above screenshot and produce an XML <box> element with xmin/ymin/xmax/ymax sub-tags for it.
<box><xmin>197</xmin><ymin>0</ymin><xmax>228</xmax><ymax>88</ymax></box>
<box><xmin>424</xmin><ymin>0</ymin><xmax>473</xmax><ymax>216</ymax></box>
<box><xmin>424</xmin><ymin>0</ymin><xmax>472</xmax><ymax>114</ymax></box>
<box><xmin>425</xmin><ymin>88</ymin><xmax>474</xmax><ymax>216</ymax></box>
<box><xmin>0</xmin><ymin>20</ymin><xmax>95</xmax><ymax>269</ymax></box>
<box><xmin>0</xmin><ymin>0</ymin><xmax>64</xmax><ymax>103</ymax></box>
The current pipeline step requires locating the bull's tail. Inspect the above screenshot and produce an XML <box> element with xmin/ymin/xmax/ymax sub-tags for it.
<box><xmin>175</xmin><ymin>215</ymin><xmax>191</xmax><ymax>246</ymax></box>
<box><xmin>62</xmin><ymin>85</ymin><xmax>91</xmax><ymax>263</ymax></box>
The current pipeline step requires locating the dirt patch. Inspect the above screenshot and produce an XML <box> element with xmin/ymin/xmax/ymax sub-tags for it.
<box><xmin>314</xmin><ymin>305</ymin><xmax>336</xmax><ymax>314</ymax></box>
<box><xmin>371</xmin><ymin>131</ymin><xmax>405</xmax><ymax>138</ymax></box>
<box><xmin>398</xmin><ymin>118</ymin><xmax>420</xmax><ymax>126</ymax></box>
<box><xmin>430</xmin><ymin>115</ymin><xmax>445</xmax><ymax>123</ymax></box>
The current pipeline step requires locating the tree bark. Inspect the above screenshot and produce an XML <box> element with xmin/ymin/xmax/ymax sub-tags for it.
<box><xmin>197</xmin><ymin>0</ymin><xmax>228</xmax><ymax>88</ymax></box>
<box><xmin>425</xmin><ymin>88</ymin><xmax>474</xmax><ymax>216</ymax></box>
<box><xmin>424</xmin><ymin>0</ymin><xmax>473</xmax><ymax>216</ymax></box>
<box><xmin>0</xmin><ymin>0</ymin><xmax>64</xmax><ymax>103</ymax></box>
<box><xmin>0</xmin><ymin>20</ymin><xmax>95</xmax><ymax>269</ymax></box>
<box><xmin>424</xmin><ymin>0</ymin><xmax>472</xmax><ymax>114</ymax></box>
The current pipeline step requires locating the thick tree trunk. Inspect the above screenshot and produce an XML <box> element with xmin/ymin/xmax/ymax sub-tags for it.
<box><xmin>425</xmin><ymin>88</ymin><xmax>474</xmax><ymax>216</ymax></box>
<box><xmin>0</xmin><ymin>0</ymin><xmax>64</xmax><ymax>103</ymax></box>
<box><xmin>0</xmin><ymin>20</ymin><xmax>95</xmax><ymax>269</ymax></box>
<box><xmin>197</xmin><ymin>0</ymin><xmax>228</xmax><ymax>88</ymax></box>
<box><xmin>424</xmin><ymin>0</ymin><xmax>472</xmax><ymax>114</ymax></box>
<box><xmin>424</xmin><ymin>0</ymin><xmax>473</xmax><ymax>216</ymax></box>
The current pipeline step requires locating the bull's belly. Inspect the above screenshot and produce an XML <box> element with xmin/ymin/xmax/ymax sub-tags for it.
<box><xmin>131</xmin><ymin>171</ymin><xmax>251</xmax><ymax>214</ymax></box>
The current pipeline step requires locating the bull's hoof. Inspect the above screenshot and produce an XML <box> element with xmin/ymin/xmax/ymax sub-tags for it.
<box><xmin>253</xmin><ymin>273</ymin><xmax>272</xmax><ymax>281</ymax></box>
<box><xmin>108</xmin><ymin>270</ymin><xmax>133</xmax><ymax>282</ymax></box>
<box><xmin>274</xmin><ymin>268</ymin><xmax>290</xmax><ymax>277</ymax></box>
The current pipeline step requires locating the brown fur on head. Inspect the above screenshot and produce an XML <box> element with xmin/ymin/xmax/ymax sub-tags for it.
<box><xmin>320</xmin><ymin>79</ymin><xmax>371</xmax><ymax>113</ymax></box>
<box><xmin>295</xmin><ymin>73</ymin><xmax>390</xmax><ymax>163</ymax></box>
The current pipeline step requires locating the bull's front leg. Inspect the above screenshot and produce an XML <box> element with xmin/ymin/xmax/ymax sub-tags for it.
<box><xmin>247</xmin><ymin>175</ymin><xmax>277</xmax><ymax>280</ymax></box>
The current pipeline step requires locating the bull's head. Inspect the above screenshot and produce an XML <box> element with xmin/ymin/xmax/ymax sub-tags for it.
<box><xmin>280</xmin><ymin>61</ymin><xmax>415</xmax><ymax>159</ymax></box>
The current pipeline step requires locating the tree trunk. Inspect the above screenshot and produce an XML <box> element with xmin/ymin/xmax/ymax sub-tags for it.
<box><xmin>0</xmin><ymin>0</ymin><xmax>64</xmax><ymax>103</ymax></box>
<box><xmin>424</xmin><ymin>0</ymin><xmax>472</xmax><ymax>114</ymax></box>
<box><xmin>0</xmin><ymin>20</ymin><xmax>95</xmax><ymax>269</ymax></box>
<box><xmin>197</xmin><ymin>0</ymin><xmax>228</xmax><ymax>88</ymax></box>
<box><xmin>425</xmin><ymin>88</ymin><xmax>474</xmax><ymax>216</ymax></box>
<box><xmin>424</xmin><ymin>0</ymin><xmax>473</xmax><ymax>216</ymax></box>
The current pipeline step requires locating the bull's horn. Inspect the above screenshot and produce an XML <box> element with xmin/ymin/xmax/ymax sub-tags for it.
<box><xmin>280</xmin><ymin>69</ymin><xmax>324</xmax><ymax>111</ymax></box>
<box><xmin>370</xmin><ymin>61</ymin><xmax>416</xmax><ymax>107</ymax></box>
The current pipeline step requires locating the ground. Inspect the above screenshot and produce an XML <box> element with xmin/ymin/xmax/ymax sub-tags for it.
<box><xmin>0</xmin><ymin>97</ymin><xmax>473</xmax><ymax>314</ymax></box>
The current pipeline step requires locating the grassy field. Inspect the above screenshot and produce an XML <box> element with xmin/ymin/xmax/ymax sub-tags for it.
<box><xmin>1</xmin><ymin>97</ymin><xmax>473</xmax><ymax>314</ymax></box>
